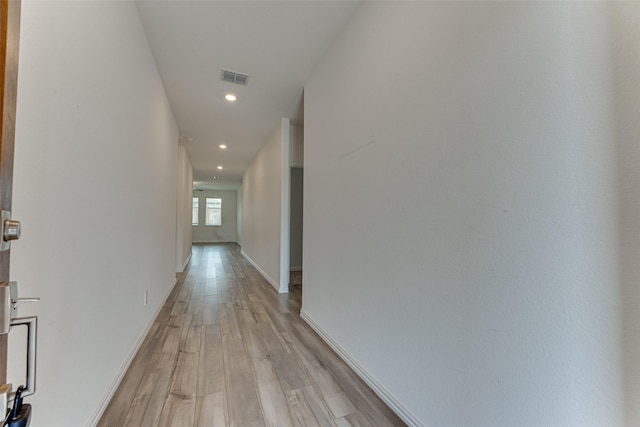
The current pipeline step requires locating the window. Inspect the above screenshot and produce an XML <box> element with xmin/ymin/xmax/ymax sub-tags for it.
<box><xmin>206</xmin><ymin>198</ymin><xmax>222</xmax><ymax>226</ymax></box>
<box><xmin>192</xmin><ymin>197</ymin><xmax>199</xmax><ymax>226</ymax></box>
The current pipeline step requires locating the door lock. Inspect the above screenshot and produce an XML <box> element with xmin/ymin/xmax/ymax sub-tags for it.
<box><xmin>3</xmin><ymin>220</ymin><xmax>20</xmax><ymax>242</ymax></box>
<box><xmin>0</xmin><ymin>211</ymin><xmax>20</xmax><ymax>252</ymax></box>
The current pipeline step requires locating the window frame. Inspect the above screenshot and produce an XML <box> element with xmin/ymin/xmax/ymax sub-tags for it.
<box><xmin>205</xmin><ymin>197</ymin><xmax>222</xmax><ymax>227</ymax></box>
<box><xmin>192</xmin><ymin>197</ymin><xmax>199</xmax><ymax>226</ymax></box>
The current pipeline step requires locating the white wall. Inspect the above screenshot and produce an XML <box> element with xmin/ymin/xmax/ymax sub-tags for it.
<box><xmin>176</xmin><ymin>146</ymin><xmax>193</xmax><ymax>272</ymax></box>
<box><xmin>236</xmin><ymin>185</ymin><xmax>243</xmax><ymax>245</ymax></box>
<box><xmin>192</xmin><ymin>190</ymin><xmax>237</xmax><ymax>243</ymax></box>
<box><xmin>241</xmin><ymin>118</ymin><xmax>290</xmax><ymax>293</ymax></box>
<box><xmin>613</xmin><ymin>3</ymin><xmax>640</xmax><ymax>425</ymax></box>
<box><xmin>10</xmin><ymin>2</ymin><xmax>179</xmax><ymax>426</ymax></box>
<box><xmin>304</xmin><ymin>3</ymin><xmax>628</xmax><ymax>426</ymax></box>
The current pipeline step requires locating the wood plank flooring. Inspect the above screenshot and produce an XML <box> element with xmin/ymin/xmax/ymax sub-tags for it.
<box><xmin>98</xmin><ymin>243</ymin><xmax>405</xmax><ymax>427</ymax></box>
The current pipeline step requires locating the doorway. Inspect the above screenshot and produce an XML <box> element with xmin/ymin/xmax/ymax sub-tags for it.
<box><xmin>289</xmin><ymin>167</ymin><xmax>303</xmax><ymax>287</ymax></box>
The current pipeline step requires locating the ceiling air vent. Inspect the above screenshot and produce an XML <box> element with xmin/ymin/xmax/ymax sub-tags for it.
<box><xmin>221</xmin><ymin>69</ymin><xmax>249</xmax><ymax>85</ymax></box>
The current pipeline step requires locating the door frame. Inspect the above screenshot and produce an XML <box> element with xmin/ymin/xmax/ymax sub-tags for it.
<box><xmin>0</xmin><ymin>0</ymin><xmax>21</xmax><ymax>383</ymax></box>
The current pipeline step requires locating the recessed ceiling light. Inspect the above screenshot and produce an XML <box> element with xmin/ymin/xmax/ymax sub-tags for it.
<box><xmin>217</xmin><ymin>165</ymin><xmax>223</xmax><ymax>170</ymax></box>
<box><xmin>219</xmin><ymin>144</ymin><xmax>227</xmax><ymax>149</ymax></box>
<box><xmin>225</xmin><ymin>94</ymin><xmax>237</xmax><ymax>102</ymax></box>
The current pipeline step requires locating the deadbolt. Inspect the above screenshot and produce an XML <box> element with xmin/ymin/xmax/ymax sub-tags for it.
<box><xmin>3</xmin><ymin>220</ymin><xmax>20</xmax><ymax>242</ymax></box>
<box><xmin>0</xmin><ymin>211</ymin><xmax>20</xmax><ymax>251</ymax></box>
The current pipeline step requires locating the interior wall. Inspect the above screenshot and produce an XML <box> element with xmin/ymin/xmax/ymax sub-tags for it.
<box><xmin>290</xmin><ymin>168</ymin><xmax>303</xmax><ymax>271</ymax></box>
<box><xmin>236</xmin><ymin>185</ymin><xmax>243</xmax><ymax>245</ymax></box>
<box><xmin>241</xmin><ymin>119</ymin><xmax>290</xmax><ymax>293</ymax></box>
<box><xmin>279</xmin><ymin>119</ymin><xmax>291</xmax><ymax>292</ymax></box>
<box><xmin>10</xmin><ymin>2</ymin><xmax>179</xmax><ymax>425</ymax></box>
<box><xmin>192</xmin><ymin>189</ymin><xmax>237</xmax><ymax>243</ymax></box>
<box><xmin>613</xmin><ymin>2</ymin><xmax>640</xmax><ymax>424</ymax></box>
<box><xmin>304</xmin><ymin>3</ymin><xmax>626</xmax><ymax>426</ymax></box>
<box><xmin>176</xmin><ymin>145</ymin><xmax>193</xmax><ymax>271</ymax></box>
<box><xmin>290</xmin><ymin>124</ymin><xmax>304</xmax><ymax>168</ymax></box>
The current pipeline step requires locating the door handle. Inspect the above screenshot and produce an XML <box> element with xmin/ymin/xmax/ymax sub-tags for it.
<box><xmin>0</xmin><ymin>283</ymin><xmax>39</xmax><ymax>333</ymax></box>
<box><xmin>10</xmin><ymin>298</ymin><xmax>39</xmax><ymax>320</ymax></box>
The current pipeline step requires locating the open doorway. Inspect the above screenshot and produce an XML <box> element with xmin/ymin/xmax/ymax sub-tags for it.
<box><xmin>289</xmin><ymin>167</ymin><xmax>303</xmax><ymax>287</ymax></box>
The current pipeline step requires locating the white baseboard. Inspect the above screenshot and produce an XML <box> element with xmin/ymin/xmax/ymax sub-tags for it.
<box><xmin>300</xmin><ymin>310</ymin><xmax>423</xmax><ymax>427</ymax></box>
<box><xmin>241</xmin><ymin>250</ymin><xmax>285</xmax><ymax>293</ymax></box>
<box><xmin>176</xmin><ymin>252</ymin><xmax>192</xmax><ymax>273</ymax></box>
<box><xmin>181</xmin><ymin>252</ymin><xmax>192</xmax><ymax>271</ymax></box>
<box><xmin>87</xmin><ymin>276</ymin><xmax>178</xmax><ymax>426</ymax></box>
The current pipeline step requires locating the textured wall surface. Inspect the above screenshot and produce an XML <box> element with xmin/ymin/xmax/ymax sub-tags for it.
<box><xmin>242</xmin><ymin>124</ymin><xmax>284</xmax><ymax>289</ymax></box>
<box><xmin>304</xmin><ymin>3</ymin><xmax>629</xmax><ymax>426</ymax></box>
<box><xmin>11</xmin><ymin>2</ymin><xmax>179</xmax><ymax>425</ymax></box>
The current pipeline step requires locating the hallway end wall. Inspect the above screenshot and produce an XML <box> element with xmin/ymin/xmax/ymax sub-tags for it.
<box><xmin>192</xmin><ymin>189</ymin><xmax>237</xmax><ymax>243</ymax></box>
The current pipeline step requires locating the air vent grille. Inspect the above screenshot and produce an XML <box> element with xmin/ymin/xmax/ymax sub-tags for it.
<box><xmin>221</xmin><ymin>69</ymin><xmax>249</xmax><ymax>85</ymax></box>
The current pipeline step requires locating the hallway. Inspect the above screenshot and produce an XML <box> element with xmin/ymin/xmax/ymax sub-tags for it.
<box><xmin>98</xmin><ymin>244</ymin><xmax>404</xmax><ymax>426</ymax></box>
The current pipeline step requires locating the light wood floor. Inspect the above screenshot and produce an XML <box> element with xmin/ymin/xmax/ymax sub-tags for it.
<box><xmin>290</xmin><ymin>270</ymin><xmax>302</xmax><ymax>286</ymax></box>
<box><xmin>98</xmin><ymin>243</ymin><xmax>405</xmax><ymax>427</ymax></box>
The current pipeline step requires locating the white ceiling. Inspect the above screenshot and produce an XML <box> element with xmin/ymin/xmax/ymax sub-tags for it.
<box><xmin>136</xmin><ymin>1</ymin><xmax>360</xmax><ymax>190</ymax></box>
